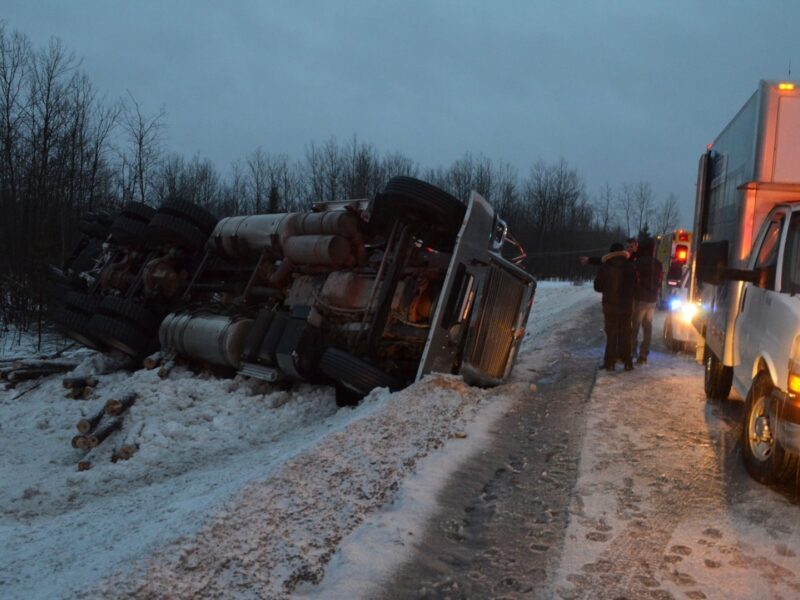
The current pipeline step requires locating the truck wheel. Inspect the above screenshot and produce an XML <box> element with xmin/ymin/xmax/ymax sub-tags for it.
<box><xmin>159</xmin><ymin>198</ymin><xmax>218</xmax><ymax>235</ymax></box>
<box><xmin>89</xmin><ymin>313</ymin><xmax>153</xmax><ymax>358</ymax></box>
<box><xmin>63</xmin><ymin>291</ymin><xmax>101</xmax><ymax>315</ymax></box>
<box><xmin>67</xmin><ymin>239</ymin><xmax>104</xmax><ymax>275</ymax></box>
<box><xmin>51</xmin><ymin>306</ymin><xmax>104</xmax><ymax>350</ymax></box>
<box><xmin>78</xmin><ymin>219</ymin><xmax>110</xmax><ymax>240</ymax></box>
<box><xmin>146</xmin><ymin>213</ymin><xmax>207</xmax><ymax>251</ymax></box>
<box><xmin>98</xmin><ymin>296</ymin><xmax>162</xmax><ymax>332</ymax></box>
<box><xmin>120</xmin><ymin>202</ymin><xmax>157</xmax><ymax>223</ymax></box>
<box><xmin>741</xmin><ymin>372</ymin><xmax>798</xmax><ymax>484</ymax></box>
<box><xmin>110</xmin><ymin>215</ymin><xmax>149</xmax><ymax>246</ymax></box>
<box><xmin>319</xmin><ymin>347</ymin><xmax>402</xmax><ymax>404</ymax></box>
<box><xmin>370</xmin><ymin>176</ymin><xmax>466</xmax><ymax>241</ymax></box>
<box><xmin>703</xmin><ymin>347</ymin><xmax>732</xmax><ymax>401</ymax></box>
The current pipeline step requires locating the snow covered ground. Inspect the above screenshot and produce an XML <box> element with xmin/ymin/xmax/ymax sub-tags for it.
<box><xmin>0</xmin><ymin>280</ymin><xmax>596</xmax><ymax>599</ymax></box>
<box><xmin>551</xmin><ymin>316</ymin><xmax>800</xmax><ymax>599</ymax></box>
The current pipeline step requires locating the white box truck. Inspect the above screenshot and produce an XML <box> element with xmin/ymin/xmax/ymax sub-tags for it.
<box><xmin>692</xmin><ymin>80</ymin><xmax>800</xmax><ymax>483</ymax></box>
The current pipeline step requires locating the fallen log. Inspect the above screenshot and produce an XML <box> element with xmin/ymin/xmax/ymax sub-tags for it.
<box><xmin>105</xmin><ymin>392</ymin><xmax>137</xmax><ymax>416</ymax></box>
<box><xmin>8</xmin><ymin>367</ymin><xmax>68</xmax><ymax>382</ymax></box>
<box><xmin>76</xmin><ymin>406</ymin><xmax>106</xmax><ymax>434</ymax></box>
<box><xmin>143</xmin><ymin>352</ymin><xmax>162</xmax><ymax>370</ymax></box>
<box><xmin>77</xmin><ymin>461</ymin><xmax>91</xmax><ymax>471</ymax></box>
<box><xmin>10</xmin><ymin>359</ymin><xmax>80</xmax><ymax>371</ymax></box>
<box><xmin>71</xmin><ymin>435</ymin><xmax>89</xmax><ymax>450</ymax></box>
<box><xmin>62</xmin><ymin>376</ymin><xmax>98</xmax><ymax>389</ymax></box>
<box><xmin>86</xmin><ymin>418</ymin><xmax>122</xmax><ymax>448</ymax></box>
<box><xmin>112</xmin><ymin>444</ymin><xmax>137</xmax><ymax>462</ymax></box>
<box><xmin>158</xmin><ymin>359</ymin><xmax>175</xmax><ymax>379</ymax></box>
<box><xmin>67</xmin><ymin>386</ymin><xmax>93</xmax><ymax>400</ymax></box>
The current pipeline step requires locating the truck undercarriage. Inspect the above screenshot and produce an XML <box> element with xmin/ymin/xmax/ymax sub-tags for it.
<box><xmin>49</xmin><ymin>177</ymin><xmax>536</xmax><ymax>403</ymax></box>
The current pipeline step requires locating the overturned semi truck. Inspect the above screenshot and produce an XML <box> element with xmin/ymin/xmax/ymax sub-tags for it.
<box><xmin>49</xmin><ymin>177</ymin><xmax>536</xmax><ymax>404</ymax></box>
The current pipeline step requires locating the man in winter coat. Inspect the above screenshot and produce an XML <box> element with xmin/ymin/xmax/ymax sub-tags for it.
<box><xmin>594</xmin><ymin>242</ymin><xmax>636</xmax><ymax>371</ymax></box>
<box><xmin>631</xmin><ymin>237</ymin><xmax>663</xmax><ymax>364</ymax></box>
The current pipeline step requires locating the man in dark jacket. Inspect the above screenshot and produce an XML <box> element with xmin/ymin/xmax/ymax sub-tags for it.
<box><xmin>631</xmin><ymin>237</ymin><xmax>663</xmax><ymax>364</ymax></box>
<box><xmin>594</xmin><ymin>243</ymin><xmax>636</xmax><ymax>371</ymax></box>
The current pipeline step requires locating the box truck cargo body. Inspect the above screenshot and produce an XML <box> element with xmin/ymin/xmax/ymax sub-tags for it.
<box><xmin>692</xmin><ymin>80</ymin><xmax>800</xmax><ymax>368</ymax></box>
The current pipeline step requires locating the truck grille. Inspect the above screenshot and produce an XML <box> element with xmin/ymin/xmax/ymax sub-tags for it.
<box><xmin>467</xmin><ymin>266</ymin><xmax>526</xmax><ymax>379</ymax></box>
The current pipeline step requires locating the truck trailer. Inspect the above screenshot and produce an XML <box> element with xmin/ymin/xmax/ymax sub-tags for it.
<box><xmin>692</xmin><ymin>80</ymin><xmax>800</xmax><ymax>483</ymax></box>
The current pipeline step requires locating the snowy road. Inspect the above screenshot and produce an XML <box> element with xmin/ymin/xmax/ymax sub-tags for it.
<box><xmin>387</xmin><ymin>304</ymin><xmax>800</xmax><ymax>600</ymax></box>
<box><xmin>552</xmin><ymin>320</ymin><xmax>800</xmax><ymax>600</ymax></box>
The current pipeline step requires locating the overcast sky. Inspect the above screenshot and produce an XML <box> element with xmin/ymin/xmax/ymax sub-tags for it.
<box><xmin>5</xmin><ymin>1</ymin><xmax>800</xmax><ymax>227</ymax></box>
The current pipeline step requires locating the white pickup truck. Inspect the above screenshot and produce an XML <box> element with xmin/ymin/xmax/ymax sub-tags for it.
<box><xmin>692</xmin><ymin>80</ymin><xmax>800</xmax><ymax>484</ymax></box>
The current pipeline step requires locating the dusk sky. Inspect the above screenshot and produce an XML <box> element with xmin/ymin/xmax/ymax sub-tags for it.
<box><xmin>5</xmin><ymin>1</ymin><xmax>800</xmax><ymax>227</ymax></box>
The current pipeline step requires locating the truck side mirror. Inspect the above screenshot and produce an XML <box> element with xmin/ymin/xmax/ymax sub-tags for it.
<box><xmin>721</xmin><ymin>265</ymin><xmax>775</xmax><ymax>288</ymax></box>
<box><xmin>697</xmin><ymin>240</ymin><xmax>729</xmax><ymax>285</ymax></box>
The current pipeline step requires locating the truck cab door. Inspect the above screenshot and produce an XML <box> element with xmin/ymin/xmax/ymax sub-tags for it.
<box><xmin>735</xmin><ymin>211</ymin><xmax>787</xmax><ymax>389</ymax></box>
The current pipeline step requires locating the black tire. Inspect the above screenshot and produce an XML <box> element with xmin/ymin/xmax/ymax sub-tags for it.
<box><xmin>704</xmin><ymin>346</ymin><xmax>733</xmax><ymax>401</ymax></box>
<box><xmin>146</xmin><ymin>213</ymin><xmax>207</xmax><ymax>251</ymax></box>
<box><xmin>110</xmin><ymin>214</ymin><xmax>149</xmax><ymax>245</ymax></box>
<box><xmin>159</xmin><ymin>198</ymin><xmax>218</xmax><ymax>234</ymax></box>
<box><xmin>51</xmin><ymin>306</ymin><xmax>104</xmax><ymax>350</ymax></box>
<box><xmin>63</xmin><ymin>291</ymin><xmax>101</xmax><ymax>316</ymax></box>
<box><xmin>87</xmin><ymin>209</ymin><xmax>115</xmax><ymax>227</ymax></box>
<box><xmin>319</xmin><ymin>347</ymin><xmax>402</xmax><ymax>400</ymax></box>
<box><xmin>98</xmin><ymin>295</ymin><xmax>162</xmax><ymax>331</ymax></box>
<box><xmin>67</xmin><ymin>239</ymin><xmax>104</xmax><ymax>274</ymax></box>
<box><xmin>89</xmin><ymin>313</ymin><xmax>153</xmax><ymax>358</ymax></box>
<box><xmin>741</xmin><ymin>372</ymin><xmax>798</xmax><ymax>484</ymax></box>
<box><xmin>78</xmin><ymin>219</ymin><xmax>109</xmax><ymax>240</ymax></box>
<box><xmin>120</xmin><ymin>202</ymin><xmax>157</xmax><ymax>223</ymax></box>
<box><xmin>370</xmin><ymin>176</ymin><xmax>466</xmax><ymax>240</ymax></box>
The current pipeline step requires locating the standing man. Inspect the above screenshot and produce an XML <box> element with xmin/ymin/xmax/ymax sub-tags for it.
<box><xmin>631</xmin><ymin>237</ymin><xmax>663</xmax><ymax>364</ymax></box>
<box><xmin>625</xmin><ymin>237</ymin><xmax>639</xmax><ymax>262</ymax></box>
<box><xmin>594</xmin><ymin>243</ymin><xmax>636</xmax><ymax>371</ymax></box>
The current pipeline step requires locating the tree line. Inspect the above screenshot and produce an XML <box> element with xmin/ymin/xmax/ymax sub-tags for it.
<box><xmin>0</xmin><ymin>24</ymin><xmax>680</xmax><ymax>332</ymax></box>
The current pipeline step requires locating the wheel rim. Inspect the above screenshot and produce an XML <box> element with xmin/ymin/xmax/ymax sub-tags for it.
<box><xmin>747</xmin><ymin>393</ymin><xmax>775</xmax><ymax>462</ymax></box>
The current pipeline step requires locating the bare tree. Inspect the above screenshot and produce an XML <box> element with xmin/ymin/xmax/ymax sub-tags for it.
<box><xmin>245</xmin><ymin>146</ymin><xmax>268</xmax><ymax>213</ymax></box>
<box><xmin>120</xmin><ymin>91</ymin><xmax>165</xmax><ymax>205</ymax></box>
<box><xmin>654</xmin><ymin>193</ymin><xmax>680</xmax><ymax>235</ymax></box>
<box><xmin>616</xmin><ymin>184</ymin><xmax>635</xmax><ymax>236</ymax></box>
<box><xmin>594</xmin><ymin>183</ymin><xmax>614</xmax><ymax>232</ymax></box>
<box><xmin>633</xmin><ymin>181</ymin><xmax>655</xmax><ymax>236</ymax></box>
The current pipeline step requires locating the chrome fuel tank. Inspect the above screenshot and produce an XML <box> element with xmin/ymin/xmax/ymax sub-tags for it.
<box><xmin>159</xmin><ymin>312</ymin><xmax>253</xmax><ymax>368</ymax></box>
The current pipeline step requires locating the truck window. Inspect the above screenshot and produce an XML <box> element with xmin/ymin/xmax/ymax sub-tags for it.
<box><xmin>755</xmin><ymin>217</ymin><xmax>784</xmax><ymax>270</ymax></box>
<box><xmin>782</xmin><ymin>213</ymin><xmax>800</xmax><ymax>294</ymax></box>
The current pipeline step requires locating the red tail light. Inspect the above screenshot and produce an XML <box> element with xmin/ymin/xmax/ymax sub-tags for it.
<box><xmin>675</xmin><ymin>245</ymin><xmax>688</xmax><ymax>263</ymax></box>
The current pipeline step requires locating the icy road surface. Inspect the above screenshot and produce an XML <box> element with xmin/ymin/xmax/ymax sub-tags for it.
<box><xmin>0</xmin><ymin>281</ymin><xmax>593</xmax><ymax>598</ymax></box>
<box><xmin>552</xmin><ymin>337</ymin><xmax>800</xmax><ymax>599</ymax></box>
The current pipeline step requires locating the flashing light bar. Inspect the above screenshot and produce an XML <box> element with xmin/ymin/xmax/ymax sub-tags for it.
<box><xmin>779</xmin><ymin>82</ymin><xmax>796</xmax><ymax>91</ymax></box>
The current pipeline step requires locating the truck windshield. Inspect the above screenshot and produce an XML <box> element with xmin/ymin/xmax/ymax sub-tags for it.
<box><xmin>782</xmin><ymin>213</ymin><xmax>800</xmax><ymax>294</ymax></box>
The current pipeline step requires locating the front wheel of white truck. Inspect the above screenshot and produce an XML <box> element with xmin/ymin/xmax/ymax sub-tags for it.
<box><xmin>741</xmin><ymin>372</ymin><xmax>797</xmax><ymax>484</ymax></box>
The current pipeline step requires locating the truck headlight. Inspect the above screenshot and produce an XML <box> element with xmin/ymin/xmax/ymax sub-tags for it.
<box><xmin>680</xmin><ymin>303</ymin><xmax>698</xmax><ymax>322</ymax></box>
